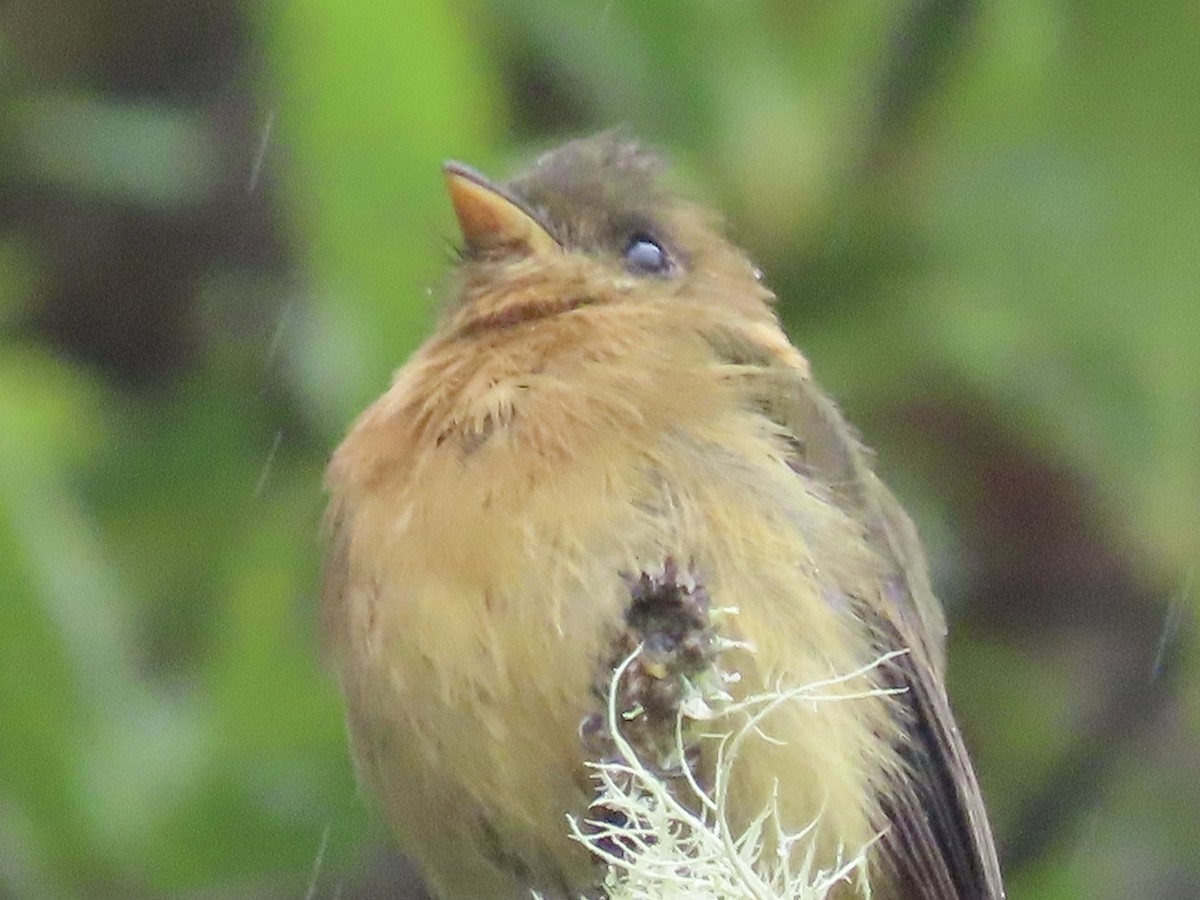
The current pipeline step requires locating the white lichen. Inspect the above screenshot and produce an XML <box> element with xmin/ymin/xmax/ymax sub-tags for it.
<box><xmin>561</xmin><ymin>648</ymin><xmax>908</xmax><ymax>900</ymax></box>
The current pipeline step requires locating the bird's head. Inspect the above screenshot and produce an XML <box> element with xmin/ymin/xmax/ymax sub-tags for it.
<box><xmin>442</xmin><ymin>132</ymin><xmax>774</xmax><ymax>335</ymax></box>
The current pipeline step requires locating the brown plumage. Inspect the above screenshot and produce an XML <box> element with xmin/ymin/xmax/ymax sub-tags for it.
<box><xmin>321</xmin><ymin>133</ymin><xmax>1005</xmax><ymax>899</ymax></box>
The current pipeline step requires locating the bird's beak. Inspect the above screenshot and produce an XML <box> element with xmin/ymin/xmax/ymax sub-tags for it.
<box><xmin>443</xmin><ymin>162</ymin><xmax>561</xmax><ymax>258</ymax></box>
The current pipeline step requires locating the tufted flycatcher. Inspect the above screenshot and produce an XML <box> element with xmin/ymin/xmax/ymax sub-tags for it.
<box><xmin>321</xmin><ymin>134</ymin><xmax>1005</xmax><ymax>899</ymax></box>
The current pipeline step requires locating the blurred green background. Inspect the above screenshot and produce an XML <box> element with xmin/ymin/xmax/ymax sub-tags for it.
<box><xmin>1</xmin><ymin>1</ymin><xmax>1196</xmax><ymax>897</ymax></box>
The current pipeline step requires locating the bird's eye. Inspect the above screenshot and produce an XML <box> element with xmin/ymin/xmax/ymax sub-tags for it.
<box><xmin>623</xmin><ymin>234</ymin><xmax>672</xmax><ymax>275</ymax></box>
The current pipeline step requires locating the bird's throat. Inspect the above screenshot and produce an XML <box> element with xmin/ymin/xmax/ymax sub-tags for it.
<box><xmin>452</xmin><ymin>292</ymin><xmax>603</xmax><ymax>339</ymax></box>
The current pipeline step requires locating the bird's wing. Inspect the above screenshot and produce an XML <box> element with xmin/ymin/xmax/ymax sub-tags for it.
<box><xmin>710</xmin><ymin>323</ymin><xmax>1005</xmax><ymax>899</ymax></box>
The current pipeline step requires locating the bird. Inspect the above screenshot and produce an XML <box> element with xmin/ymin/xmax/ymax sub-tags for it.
<box><xmin>320</xmin><ymin>132</ymin><xmax>1005</xmax><ymax>899</ymax></box>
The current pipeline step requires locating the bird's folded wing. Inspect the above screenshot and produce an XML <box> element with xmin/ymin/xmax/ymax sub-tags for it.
<box><xmin>711</xmin><ymin>323</ymin><xmax>1005</xmax><ymax>898</ymax></box>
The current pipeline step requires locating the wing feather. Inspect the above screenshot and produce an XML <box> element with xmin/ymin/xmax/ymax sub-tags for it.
<box><xmin>710</xmin><ymin>324</ymin><xmax>1005</xmax><ymax>898</ymax></box>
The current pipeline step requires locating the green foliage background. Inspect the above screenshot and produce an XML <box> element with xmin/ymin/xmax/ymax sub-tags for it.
<box><xmin>1</xmin><ymin>1</ymin><xmax>1196</xmax><ymax>897</ymax></box>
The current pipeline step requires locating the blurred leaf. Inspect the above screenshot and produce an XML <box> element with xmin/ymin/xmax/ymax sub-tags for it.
<box><xmin>10</xmin><ymin>93</ymin><xmax>218</xmax><ymax>209</ymax></box>
<box><xmin>0</xmin><ymin>235</ymin><xmax>40</xmax><ymax>323</ymax></box>
<box><xmin>916</xmin><ymin>1</ymin><xmax>1200</xmax><ymax>580</ymax></box>
<box><xmin>0</xmin><ymin>345</ymin><xmax>156</xmax><ymax>896</ymax></box>
<box><xmin>254</xmin><ymin>0</ymin><xmax>502</xmax><ymax>429</ymax></box>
